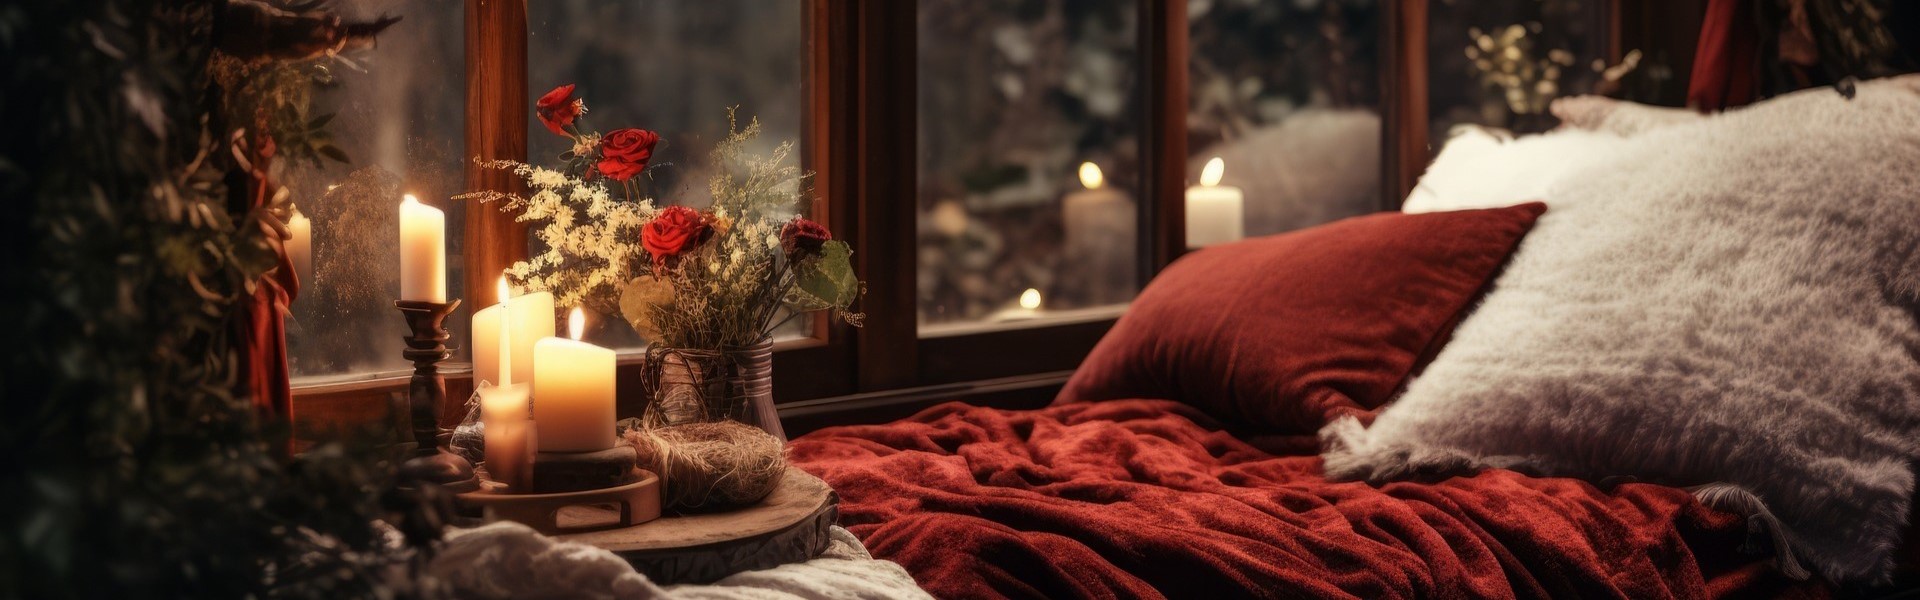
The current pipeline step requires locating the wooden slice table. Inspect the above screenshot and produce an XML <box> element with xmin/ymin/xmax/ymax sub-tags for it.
<box><xmin>554</xmin><ymin>469</ymin><xmax>840</xmax><ymax>585</ymax></box>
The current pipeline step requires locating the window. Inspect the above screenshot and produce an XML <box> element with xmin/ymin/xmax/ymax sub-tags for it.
<box><xmin>916</xmin><ymin>0</ymin><xmax>1145</xmax><ymax>332</ymax></box>
<box><xmin>287</xmin><ymin>0</ymin><xmax>466</xmax><ymax>384</ymax></box>
<box><xmin>1187</xmin><ymin>0</ymin><xmax>1382</xmax><ymax>240</ymax></box>
<box><xmin>288</xmin><ymin>1</ymin><xmax>1635</xmax><ymax>435</ymax></box>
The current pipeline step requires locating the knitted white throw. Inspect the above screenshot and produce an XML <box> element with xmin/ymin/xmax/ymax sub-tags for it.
<box><xmin>1322</xmin><ymin>76</ymin><xmax>1920</xmax><ymax>583</ymax></box>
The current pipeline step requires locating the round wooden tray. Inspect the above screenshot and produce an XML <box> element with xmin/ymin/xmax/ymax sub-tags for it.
<box><xmin>554</xmin><ymin>468</ymin><xmax>839</xmax><ymax>585</ymax></box>
<box><xmin>457</xmin><ymin>468</ymin><xmax>662</xmax><ymax>535</ymax></box>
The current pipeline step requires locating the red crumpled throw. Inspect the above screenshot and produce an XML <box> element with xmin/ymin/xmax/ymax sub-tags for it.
<box><xmin>790</xmin><ymin>399</ymin><xmax>1825</xmax><ymax>599</ymax></box>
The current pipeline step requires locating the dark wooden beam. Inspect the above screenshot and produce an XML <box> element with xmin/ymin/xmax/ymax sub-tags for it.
<box><xmin>464</xmin><ymin>0</ymin><xmax>530</xmax><ymax>308</ymax></box>
<box><xmin>1141</xmin><ymin>0</ymin><xmax>1189</xmax><ymax>275</ymax></box>
<box><xmin>850</xmin><ymin>0</ymin><xmax>918</xmax><ymax>392</ymax></box>
<box><xmin>1381</xmin><ymin>0</ymin><xmax>1429</xmax><ymax>208</ymax></box>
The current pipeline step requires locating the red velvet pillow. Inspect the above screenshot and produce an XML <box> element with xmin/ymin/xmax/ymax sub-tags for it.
<box><xmin>1056</xmin><ymin>203</ymin><xmax>1546</xmax><ymax>434</ymax></box>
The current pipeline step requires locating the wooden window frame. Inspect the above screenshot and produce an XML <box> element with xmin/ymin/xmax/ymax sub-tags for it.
<box><xmin>297</xmin><ymin>0</ymin><xmax>1630</xmax><ymax>438</ymax></box>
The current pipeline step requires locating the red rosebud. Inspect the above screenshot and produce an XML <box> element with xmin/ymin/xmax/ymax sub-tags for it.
<box><xmin>535</xmin><ymin>84</ymin><xmax>582</xmax><ymax>137</ymax></box>
<box><xmin>642</xmin><ymin>206</ymin><xmax>711</xmax><ymax>270</ymax></box>
<box><xmin>597</xmin><ymin>128</ymin><xmax>660</xmax><ymax>182</ymax></box>
<box><xmin>780</xmin><ymin>217</ymin><xmax>832</xmax><ymax>258</ymax></box>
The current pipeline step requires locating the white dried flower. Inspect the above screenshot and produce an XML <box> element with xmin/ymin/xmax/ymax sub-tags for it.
<box><xmin>529</xmin><ymin>167</ymin><xmax>568</xmax><ymax>189</ymax></box>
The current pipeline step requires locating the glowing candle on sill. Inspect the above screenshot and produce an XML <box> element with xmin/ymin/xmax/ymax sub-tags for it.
<box><xmin>534</xmin><ymin>307</ymin><xmax>618</xmax><ymax>452</ymax></box>
<box><xmin>286</xmin><ymin>205</ymin><xmax>311</xmax><ymax>287</ymax></box>
<box><xmin>472</xmin><ymin>279</ymin><xmax>556</xmax><ymax>388</ymax></box>
<box><xmin>1185</xmin><ymin>157</ymin><xmax>1245</xmax><ymax>248</ymax></box>
<box><xmin>398</xmin><ymin>194</ymin><xmax>446</xmax><ymax>302</ymax></box>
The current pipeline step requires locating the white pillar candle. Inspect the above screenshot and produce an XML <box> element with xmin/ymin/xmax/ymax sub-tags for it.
<box><xmin>534</xmin><ymin>307</ymin><xmax>617</xmax><ymax>452</ymax></box>
<box><xmin>398</xmin><ymin>194</ymin><xmax>446</xmax><ymax>302</ymax></box>
<box><xmin>286</xmin><ymin>206</ymin><xmax>312</xmax><ymax>290</ymax></box>
<box><xmin>1062</xmin><ymin>162</ymin><xmax>1135</xmax><ymax>305</ymax></box>
<box><xmin>1185</xmin><ymin>157</ymin><xmax>1245</xmax><ymax>248</ymax></box>
<box><xmin>472</xmin><ymin>284</ymin><xmax>555</xmax><ymax>388</ymax></box>
<box><xmin>479</xmin><ymin>382</ymin><xmax>534</xmax><ymax>490</ymax></box>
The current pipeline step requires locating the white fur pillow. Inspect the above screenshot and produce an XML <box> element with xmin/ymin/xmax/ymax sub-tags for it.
<box><xmin>1323</xmin><ymin>77</ymin><xmax>1920</xmax><ymax>583</ymax></box>
<box><xmin>1402</xmin><ymin>126</ymin><xmax>1631</xmax><ymax>214</ymax></box>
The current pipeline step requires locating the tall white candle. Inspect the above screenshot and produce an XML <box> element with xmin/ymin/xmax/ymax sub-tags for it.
<box><xmin>398</xmin><ymin>194</ymin><xmax>446</xmax><ymax>302</ymax></box>
<box><xmin>1185</xmin><ymin>157</ymin><xmax>1245</xmax><ymax>248</ymax></box>
<box><xmin>286</xmin><ymin>206</ymin><xmax>312</xmax><ymax>286</ymax></box>
<box><xmin>472</xmin><ymin>286</ymin><xmax>555</xmax><ymax>388</ymax></box>
<box><xmin>498</xmin><ymin>277</ymin><xmax>513</xmax><ymax>386</ymax></box>
<box><xmin>534</xmin><ymin>307</ymin><xmax>618</xmax><ymax>452</ymax></box>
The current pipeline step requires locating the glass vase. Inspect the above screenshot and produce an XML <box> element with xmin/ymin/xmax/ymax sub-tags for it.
<box><xmin>642</xmin><ymin>340</ymin><xmax>784</xmax><ymax>442</ymax></box>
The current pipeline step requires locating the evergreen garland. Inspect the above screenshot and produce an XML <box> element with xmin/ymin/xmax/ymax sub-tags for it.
<box><xmin>1</xmin><ymin>1</ymin><xmax>440</xmax><ymax>597</ymax></box>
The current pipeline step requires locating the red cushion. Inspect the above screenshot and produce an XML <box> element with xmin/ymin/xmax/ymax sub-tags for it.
<box><xmin>1056</xmin><ymin>203</ymin><xmax>1547</xmax><ymax>434</ymax></box>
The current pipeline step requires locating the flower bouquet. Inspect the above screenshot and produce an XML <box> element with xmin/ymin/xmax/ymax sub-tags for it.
<box><xmin>460</xmin><ymin>84</ymin><xmax>862</xmax><ymax>438</ymax></box>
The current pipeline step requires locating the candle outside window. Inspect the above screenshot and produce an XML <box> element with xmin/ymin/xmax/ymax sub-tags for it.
<box><xmin>533</xmin><ymin>307</ymin><xmax>618</xmax><ymax>452</ymax></box>
<box><xmin>1185</xmin><ymin>157</ymin><xmax>1245</xmax><ymax>248</ymax></box>
<box><xmin>1062</xmin><ymin>162</ymin><xmax>1135</xmax><ymax>306</ymax></box>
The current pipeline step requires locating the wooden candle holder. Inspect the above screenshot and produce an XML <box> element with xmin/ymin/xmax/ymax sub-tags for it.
<box><xmin>396</xmin><ymin>299</ymin><xmax>480</xmax><ymax>493</ymax></box>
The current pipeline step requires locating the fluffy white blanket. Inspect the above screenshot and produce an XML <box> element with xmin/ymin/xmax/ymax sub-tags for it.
<box><xmin>1323</xmin><ymin>76</ymin><xmax>1920</xmax><ymax>583</ymax></box>
<box><xmin>426</xmin><ymin>522</ymin><xmax>930</xmax><ymax>599</ymax></box>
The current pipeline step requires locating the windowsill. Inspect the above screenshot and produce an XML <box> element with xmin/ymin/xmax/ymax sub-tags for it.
<box><xmin>916</xmin><ymin>303</ymin><xmax>1130</xmax><ymax>339</ymax></box>
<box><xmin>290</xmin><ymin>334</ymin><xmax>828</xmax><ymax>394</ymax></box>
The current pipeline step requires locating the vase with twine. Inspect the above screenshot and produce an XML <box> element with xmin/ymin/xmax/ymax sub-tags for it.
<box><xmin>642</xmin><ymin>340</ymin><xmax>783</xmax><ymax>441</ymax></box>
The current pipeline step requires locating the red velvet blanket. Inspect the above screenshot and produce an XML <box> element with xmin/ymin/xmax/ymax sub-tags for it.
<box><xmin>789</xmin><ymin>399</ymin><xmax>1826</xmax><ymax>599</ymax></box>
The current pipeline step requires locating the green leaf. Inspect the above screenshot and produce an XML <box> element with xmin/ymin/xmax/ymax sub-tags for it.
<box><xmin>792</xmin><ymin>240</ymin><xmax>858</xmax><ymax>308</ymax></box>
<box><xmin>306</xmin><ymin>112</ymin><xmax>335</xmax><ymax>129</ymax></box>
<box><xmin>618</xmin><ymin>276</ymin><xmax>675</xmax><ymax>341</ymax></box>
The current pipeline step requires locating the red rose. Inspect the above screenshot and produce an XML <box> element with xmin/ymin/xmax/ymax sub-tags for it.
<box><xmin>780</xmin><ymin>218</ymin><xmax>832</xmax><ymax>258</ymax></box>
<box><xmin>642</xmin><ymin>206</ymin><xmax>711</xmax><ymax>269</ymax></box>
<box><xmin>535</xmin><ymin>84</ymin><xmax>583</xmax><ymax>137</ymax></box>
<box><xmin>597</xmin><ymin>128</ymin><xmax>660</xmax><ymax>182</ymax></box>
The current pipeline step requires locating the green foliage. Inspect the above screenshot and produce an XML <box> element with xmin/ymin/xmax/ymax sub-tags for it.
<box><xmin>0</xmin><ymin>1</ymin><xmax>437</xmax><ymax>597</ymax></box>
<box><xmin>790</xmin><ymin>241</ymin><xmax>859</xmax><ymax>311</ymax></box>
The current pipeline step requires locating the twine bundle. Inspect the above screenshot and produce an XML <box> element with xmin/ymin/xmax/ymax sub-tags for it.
<box><xmin>623</xmin><ymin>421</ymin><xmax>787</xmax><ymax>510</ymax></box>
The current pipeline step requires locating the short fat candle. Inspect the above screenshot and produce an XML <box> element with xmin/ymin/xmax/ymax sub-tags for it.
<box><xmin>533</xmin><ymin>307</ymin><xmax>617</xmax><ymax>452</ymax></box>
<box><xmin>1185</xmin><ymin>157</ymin><xmax>1245</xmax><ymax>248</ymax></box>
<box><xmin>398</xmin><ymin>194</ymin><xmax>446</xmax><ymax>302</ymax></box>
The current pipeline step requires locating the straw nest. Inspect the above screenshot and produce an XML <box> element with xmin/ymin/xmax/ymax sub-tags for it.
<box><xmin>623</xmin><ymin>421</ymin><xmax>787</xmax><ymax>510</ymax></box>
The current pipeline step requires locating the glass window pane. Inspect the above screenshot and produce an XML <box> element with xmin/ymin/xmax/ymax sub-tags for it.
<box><xmin>1428</xmin><ymin>0</ymin><xmax>1611</xmax><ymax>140</ymax></box>
<box><xmin>288</xmin><ymin>0</ymin><xmax>466</xmax><ymax>384</ymax></box>
<box><xmin>918</xmin><ymin>0</ymin><xmax>1144</xmax><ymax>332</ymax></box>
<box><xmin>1187</xmin><ymin>0</ymin><xmax>1383</xmax><ymax>241</ymax></box>
<box><xmin>526</xmin><ymin>1</ymin><xmax>807</xmax><ymax>348</ymax></box>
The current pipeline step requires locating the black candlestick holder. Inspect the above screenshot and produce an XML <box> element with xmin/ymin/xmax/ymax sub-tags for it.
<box><xmin>396</xmin><ymin>299</ymin><xmax>480</xmax><ymax>493</ymax></box>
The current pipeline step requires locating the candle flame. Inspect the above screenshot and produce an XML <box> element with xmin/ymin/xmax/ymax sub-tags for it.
<box><xmin>1078</xmin><ymin>162</ymin><xmax>1104</xmax><ymax>190</ymax></box>
<box><xmin>1019</xmin><ymin>288</ymin><xmax>1042</xmax><ymax>310</ymax></box>
<box><xmin>497</xmin><ymin>275</ymin><xmax>510</xmax><ymax>305</ymax></box>
<box><xmin>403</xmin><ymin>193</ymin><xmax>420</xmax><ymax>205</ymax></box>
<box><xmin>569</xmin><ymin>306</ymin><xmax>586</xmax><ymax>341</ymax></box>
<box><xmin>1200</xmin><ymin>157</ymin><xmax>1225</xmax><ymax>187</ymax></box>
